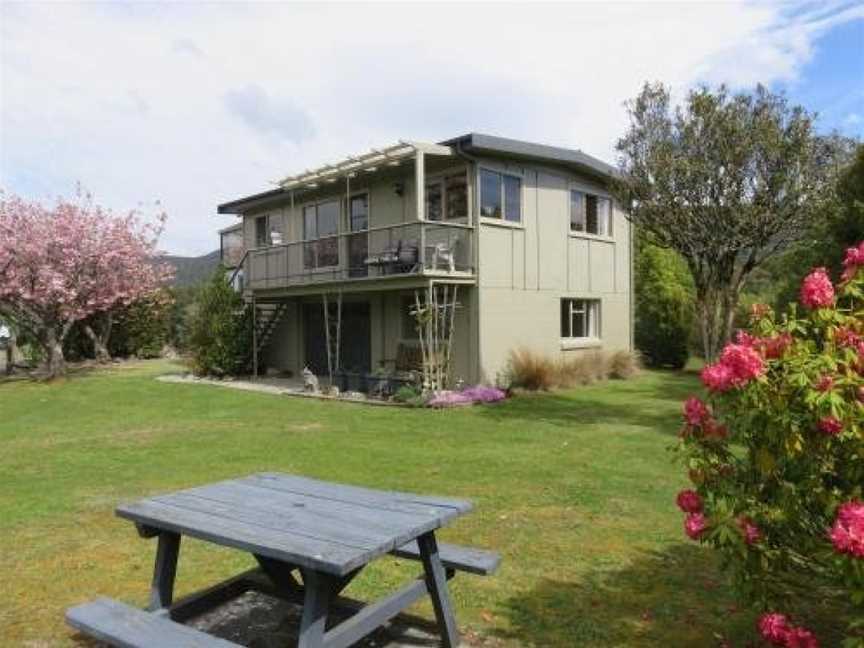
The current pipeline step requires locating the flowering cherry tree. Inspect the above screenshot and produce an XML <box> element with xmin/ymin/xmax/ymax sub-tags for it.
<box><xmin>675</xmin><ymin>242</ymin><xmax>864</xmax><ymax>647</ymax></box>
<box><xmin>0</xmin><ymin>190</ymin><xmax>173</xmax><ymax>377</ymax></box>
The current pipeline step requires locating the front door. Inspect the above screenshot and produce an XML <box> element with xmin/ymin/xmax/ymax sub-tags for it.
<box><xmin>303</xmin><ymin>301</ymin><xmax>371</xmax><ymax>376</ymax></box>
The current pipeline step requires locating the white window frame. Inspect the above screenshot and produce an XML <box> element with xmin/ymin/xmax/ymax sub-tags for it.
<box><xmin>560</xmin><ymin>298</ymin><xmax>601</xmax><ymax>342</ymax></box>
<box><xmin>479</xmin><ymin>168</ymin><xmax>522</xmax><ymax>224</ymax></box>
<box><xmin>569</xmin><ymin>190</ymin><xmax>613</xmax><ymax>238</ymax></box>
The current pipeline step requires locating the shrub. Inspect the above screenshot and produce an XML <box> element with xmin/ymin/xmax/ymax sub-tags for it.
<box><xmin>187</xmin><ymin>267</ymin><xmax>253</xmax><ymax>376</ymax></box>
<box><xmin>609</xmin><ymin>349</ymin><xmax>641</xmax><ymax>379</ymax></box>
<box><xmin>635</xmin><ymin>242</ymin><xmax>694</xmax><ymax>369</ymax></box>
<box><xmin>393</xmin><ymin>384</ymin><xmax>421</xmax><ymax>404</ymax></box>
<box><xmin>507</xmin><ymin>348</ymin><xmax>640</xmax><ymax>390</ymax></box>
<box><xmin>674</xmin><ymin>243</ymin><xmax>864</xmax><ymax>645</ymax></box>
<box><xmin>507</xmin><ymin>348</ymin><xmax>556</xmax><ymax>391</ymax></box>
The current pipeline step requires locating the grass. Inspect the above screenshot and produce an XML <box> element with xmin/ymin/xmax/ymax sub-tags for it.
<box><xmin>0</xmin><ymin>360</ymin><xmax>841</xmax><ymax>646</ymax></box>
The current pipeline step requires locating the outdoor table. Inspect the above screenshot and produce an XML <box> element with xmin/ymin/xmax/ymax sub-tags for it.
<box><xmin>76</xmin><ymin>472</ymin><xmax>483</xmax><ymax>648</ymax></box>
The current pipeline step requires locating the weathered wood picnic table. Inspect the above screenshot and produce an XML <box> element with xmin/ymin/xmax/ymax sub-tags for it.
<box><xmin>66</xmin><ymin>473</ymin><xmax>499</xmax><ymax>648</ymax></box>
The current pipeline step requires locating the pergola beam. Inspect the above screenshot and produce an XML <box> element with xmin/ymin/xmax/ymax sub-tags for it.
<box><xmin>275</xmin><ymin>141</ymin><xmax>452</xmax><ymax>190</ymax></box>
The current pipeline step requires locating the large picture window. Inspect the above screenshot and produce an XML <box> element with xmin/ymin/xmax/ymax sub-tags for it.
<box><xmin>480</xmin><ymin>169</ymin><xmax>521</xmax><ymax>223</ymax></box>
<box><xmin>303</xmin><ymin>200</ymin><xmax>340</xmax><ymax>269</ymax></box>
<box><xmin>560</xmin><ymin>298</ymin><xmax>601</xmax><ymax>339</ymax></box>
<box><xmin>570</xmin><ymin>191</ymin><xmax>612</xmax><ymax>236</ymax></box>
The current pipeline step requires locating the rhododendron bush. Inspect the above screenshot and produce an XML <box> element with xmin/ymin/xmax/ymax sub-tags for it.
<box><xmin>675</xmin><ymin>243</ymin><xmax>864</xmax><ymax>646</ymax></box>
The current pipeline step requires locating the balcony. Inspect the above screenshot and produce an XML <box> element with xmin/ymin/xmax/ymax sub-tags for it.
<box><xmin>241</xmin><ymin>221</ymin><xmax>474</xmax><ymax>292</ymax></box>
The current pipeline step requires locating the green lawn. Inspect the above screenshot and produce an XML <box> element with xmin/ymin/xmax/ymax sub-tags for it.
<box><xmin>0</xmin><ymin>360</ymin><xmax>836</xmax><ymax>646</ymax></box>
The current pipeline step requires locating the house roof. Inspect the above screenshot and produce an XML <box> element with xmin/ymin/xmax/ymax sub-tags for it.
<box><xmin>443</xmin><ymin>133</ymin><xmax>616</xmax><ymax>181</ymax></box>
<box><xmin>217</xmin><ymin>133</ymin><xmax>615</xmax><ymax>215</ymax></box>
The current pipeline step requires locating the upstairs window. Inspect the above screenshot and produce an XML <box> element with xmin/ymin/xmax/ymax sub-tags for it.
<box><xmin>426</xmin><ymin>182</ymin><xmax>443</xmax><ymax>221</ymax></box>
<box><xmin>480</xmin><ymin>169</ymin><xmax>521</xmax><ymax>223</ymax></box>
<box><xmin>426</xmin><ymin>172</ymin><xmax>469</xmax><ymax>221</ymax></box>
<box><xmin>255</xmin><ymin>215</ymin><xmax>269</xmax><ymax>247</ymax></box>
<box><xmin>349</xmin><ymin>194</ymin><xmax>368</xmax><ymax>232</ymax></box>
<box><xmin>570</xmin><ymin>191</ymin><xmax>612</xmax><ymax>236</ymax></box>
<box><xmin>560</xmin><ymin>298</ymin><xmax>601</xmax><ymax>339</ymax></box>
<box><xmin>303</xmin><ymin>200</ymin><xmax>339</xmax><ymax>269</ymax></box>
<box><xmin>445</xmin><ymin>173</ymin><xmax>468</xmax><ymax>219</ymax></box>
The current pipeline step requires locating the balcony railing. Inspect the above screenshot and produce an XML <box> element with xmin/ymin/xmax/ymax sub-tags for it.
<box><xmin>242</xmin><ymin>222</ymin><xmax>474</xmax><ymax>291</ymax></box>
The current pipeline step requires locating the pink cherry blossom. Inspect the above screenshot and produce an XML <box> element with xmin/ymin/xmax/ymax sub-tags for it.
<box><xmin>684</xmin><ymin>512</ymin><xmax>707</xmax><ymax>540</ymax></box>
<box><xmin>799</xmin><ymin>268</ymin><xmax>835</xmax><ymax>309</ymax></box>
<box><xmin>0</xmin><ymin>189</ymin><xmax>172</xmax><ymax>375</ymax></box>
<box><xmin>676</xmin><ymin>489</ymin><xmax>703</xmax><ymax>513</ymax></box>
<box><xmin>830</xmin><ymin>500</ymin><xmax>864</xmax><ymax>558</ymax></box>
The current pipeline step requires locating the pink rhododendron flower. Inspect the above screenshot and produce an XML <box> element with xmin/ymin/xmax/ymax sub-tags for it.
<box><xmin>676</xmin><ymin>489</ymin><xmax>703</xmax><ymax>513</ymax></box>
<box><xmin>684</xmin><ymin>512</ymin><xmax>707</xmax><ymax>540</ymax></box>
<box><xmin>719</xmin><ymin>343</ymin><xmax>765</xmax><ymax>384</ymax></box>
<box><xmin>683</xmin><ymin>396</ymin><xmax>709</xmax><ymax>426</ymax></box>
<box><xmin>800</xmin><ymin>268</ymin><xmax>835</xmax><ymax>309</ymax></box>
<box><xmin>701</xmin><ymin>362</ymin><xmax>735</xmax><ymax>392</ymax></box>
<box><xmin>841</xmin><ymin>241</ymin><xmax>864</xmax><ymax>281</ymax></box>
<box><xmin>817</xmin><ymin>416</ymin><xmax>842</xmax><ymax>436</ymax></box>
<box><xmin>762</xmin><ymin>333</ymin><xmax>793</xmax><ymax>359</ymax></box>
<box><xmin>785</xmin><ymin>627</ymin><xmax>819</xmax><ymax>648</ymax></box>
<box><xmin>738</xmin><ymin>516</ymin><xmax>762</xmax><ymax>545</ymax></box>
<box><xmin>703</xmin><ymin>418</ymin><xmax>729</xmax><ymax>441</ymax></box>
<box><xmin>702</xmin><ymin>343</ymin><xmax>765</xmax><ymax>392</ymax></box>
<box><xmin>814</xmin><ymin>375</ymin><xmax>834</xmax><ymax>392</ymax></box>
<box><xmin>758</xmin><ymin>613</ymin><xmax>790</xmax><ymax>645</ymax></box>
<box><xmin>830</xmin><ymin>500</ymin><xmax>864</xmax><ymax>558</ymax></box>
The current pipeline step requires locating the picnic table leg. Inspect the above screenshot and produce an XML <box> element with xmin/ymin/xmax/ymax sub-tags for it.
<box><xmin>148</xmin><ymin>531</ymin><xmax>181</xmax><ymax>612</ymax></box>
<box><xmin>417</xmin><ymin>531</ymin><xmax>460</xmax><ymax>648</ymax></box>
<box><xmin>297</xmin><ymin>568</ymin><xmax>335</xmax><ymax>648</ymax></box>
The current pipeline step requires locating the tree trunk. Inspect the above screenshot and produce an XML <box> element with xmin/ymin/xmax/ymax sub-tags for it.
<box><xmin>84</xmin><ymin>323</ymin><xmax>111</xmax><ymax>362</ymax></box>
<box><xmin>697</xmin><ymin>284</ymin><xmax>744</xmax><ymax>363</ymax></box>
<box><xmin>44</xmin><ymin>327</ymin><xmax>66</xmax><ymax>379</ymax></box>
<box><xmin>4</xmin><ymin>328</ymin><xmax>15</xmax><ymax>376</ymax></box>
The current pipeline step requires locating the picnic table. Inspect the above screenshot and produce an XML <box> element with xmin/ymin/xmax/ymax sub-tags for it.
<box><xmin>66</xmin><ymin>473</ymin><xmax>499</xmax><ymax>648</ymax></box>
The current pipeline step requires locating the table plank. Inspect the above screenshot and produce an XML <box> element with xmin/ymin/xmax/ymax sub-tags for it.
<box><xmin>165</xmin><ymin>482</ymin><xmax>442</xmax><ymax>549</ymax></box>
<box><xmin>117</xmin><ymin>500</ymin><xmax>365</xmax><ymax>575</ymax></box>
<box><xmin>117</xmin><ymin>473</ymin><xmax>474</xmax><ymax>576</ymax></box>
<box><xmin>247</xmin><ymin>473</ymin><xmax>473</xmax><ymax>518</ymax></box>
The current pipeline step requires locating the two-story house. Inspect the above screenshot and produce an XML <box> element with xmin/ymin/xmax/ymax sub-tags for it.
<box><xmin>217</xmin><ymin>134</ymin><xmax>632</xmax><ymax>386</ymax></box>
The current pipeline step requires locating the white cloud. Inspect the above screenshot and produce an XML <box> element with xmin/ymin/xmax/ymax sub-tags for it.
<box><xmin>1</xmin><ymin>1</ymin><xmax>861</xmax><ymax>254</ymax></box>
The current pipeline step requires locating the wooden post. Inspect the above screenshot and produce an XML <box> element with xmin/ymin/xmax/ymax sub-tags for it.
<box><xmin>148</xmin><ymin>532</ymin><xmax>181</xmax><ymax>612</ymax></box>
<box><xmin>417</xmin><ymin>532</ymin><xmax>459</xmax><ymax>648</ymax></box>
<box><xmin>323</xmin><ymin>293</ymin><xmax>332</xmax><ymax>386</ymax></box>
<box><xmin>416</xmin><ymin>149</ymin><xmax>426</xmax><ymax>269</ymax></box>
<box><xmin>252</xmin><ymin>295</ymin><xmax>258</xmax><ymax>380</ymax></box>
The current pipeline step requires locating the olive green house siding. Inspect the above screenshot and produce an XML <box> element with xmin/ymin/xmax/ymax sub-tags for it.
<box><xmin>217</xmin><ymin>134</ymin><xmax>632</xmax><ymax>386</ymax></box>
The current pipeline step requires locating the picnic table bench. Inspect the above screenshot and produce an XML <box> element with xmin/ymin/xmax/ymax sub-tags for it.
<box><xmin>66</xmin><ymin>473</ymin><xmax>499</xmax><ymax>648</ymax></box>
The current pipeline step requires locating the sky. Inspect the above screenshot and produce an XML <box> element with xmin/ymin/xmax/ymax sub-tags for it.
<box><xmin>1</xmin><ymin>1</ymin><xmax>862</xmax><ymax>256</ymax></box>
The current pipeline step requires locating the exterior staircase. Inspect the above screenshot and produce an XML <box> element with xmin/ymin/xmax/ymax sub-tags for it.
<box><xmin>249</xmin><ymin>301</ymin><xmax>290</xmax><ymax>371</ymax></box>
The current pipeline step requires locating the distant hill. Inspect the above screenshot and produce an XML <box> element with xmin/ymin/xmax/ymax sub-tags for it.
<box><xmin>161</xmin><ymin>250</ymin><xmax>221</xmax><ymax>287</ymax></box>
